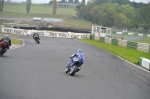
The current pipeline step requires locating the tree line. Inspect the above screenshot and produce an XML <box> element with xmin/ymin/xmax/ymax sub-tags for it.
<box><xmin>48</xmin><ymin>0</ymin><xmax>85</xmax><ymax>5</ymax></box>
<box><xmin>0</xmin><ymin>0</ymin><xmax>150</xmax><ymax>31</ymax></box>
<box><xmin>0</xmin><ymin>0</ymin><xmax>4</xmax><ymax>11</ymax></box>
<box><xmin>76</xmin><ymin>0</ymin><xmax>150</xmax><ymax>31</ymax></box>
<box><xmin>0</xmin><ymin>0</ymin><xmax>58</xmax><ymax>15</ymax></box>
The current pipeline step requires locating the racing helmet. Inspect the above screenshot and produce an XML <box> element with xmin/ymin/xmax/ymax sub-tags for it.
<box><xmin>78</xmin><ymin>49</ymin><xmax>82</xmax><ymax>53</ymax></box>
<box><xmin>5</xmin><ymin>35</ymin><xmax>9</xmax><ymax>38</ymax></box>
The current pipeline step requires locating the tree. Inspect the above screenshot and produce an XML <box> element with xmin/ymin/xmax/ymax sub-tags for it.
<box><xmin>0</xmin><ymin>0</ymin><xmax>4</xmax><ymax>12</ymax></box>
<box><xmin>81</xmin><ymin>0</ymin><xmax>85</xmax><ymax>4</ymax></box>
<box><xmin>114</xmin><ymin>13</ymin><xmax>129</xmax><ymax>27</ymax></box>
<box><xmin>26</xmin><ymin>0</ymin><xmax>31</xmax><ymax>13</ymax></box>
<box><xmin>61</xmin><ymin>0</ymin><xmax>66</xmax><ymax>3</ymax></box>
<box><xmin>138</xmin><ymin>5</ymin><xmax>150</xmax><ymax>25</ymax></box>
<box><xmin>68</xmin><ymin>0</ymin><xmax>73</xmax><ymax>3</ymax></box>
<box><xmin>53</xmin><ymin>0</ymin><xmax>57</xmax><ymax>15</ymax></box>
<box><xmin>77</xmin><ymin>5</ymin><xmax>90</xmax><ymax>20</ymax></box>
<box><xmin>74</xmin><ymin>0</ymin><xmax>79</xmax><ymax>3</ymax></box>
<box><xmin>49</xmin><ymin>0</ymin><xmax>53</xmax><ymax>5</ymax></box>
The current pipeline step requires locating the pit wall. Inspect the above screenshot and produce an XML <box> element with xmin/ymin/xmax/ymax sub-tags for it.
<box><xmin>1</xmin><ymin>27</ymin><xmax>90</xmax><ymax>39</ymax></box>
<box><xmin>90</xmin><ymin>35</ymin><xmax>150</xmax><ymax>53</ymax></box>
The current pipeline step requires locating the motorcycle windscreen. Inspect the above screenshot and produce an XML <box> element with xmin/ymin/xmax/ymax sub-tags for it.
<box><xmin>73</xmin><ymin>56</ymin><xmax>79</xmax><ymax>62</ymax></box>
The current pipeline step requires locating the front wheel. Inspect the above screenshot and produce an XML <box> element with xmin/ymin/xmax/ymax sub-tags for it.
<box><xmin>69</xmin><ymin>66</ymin><xmax>78</xmax><ymax>76</ymax></box>
<box><xmin>65</xmin><ymin>68</ymin><xmax>69</xmax><ymax>73</ymax></box>
<box><xmin>0</xmin><ymin>47</ymin><xmax>2</xmax><ymax>55</ymax></box>
<box><xmin>37</xmin><ymin>40</ymin><xmax>40</xmax><ymax>44</ymax></box>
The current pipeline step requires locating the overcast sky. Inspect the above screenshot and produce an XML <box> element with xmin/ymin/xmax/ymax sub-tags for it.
<box><xmin>10</xmin><ymin>0</ymin><xmax>150</xmax><ymax>4</ymax></box>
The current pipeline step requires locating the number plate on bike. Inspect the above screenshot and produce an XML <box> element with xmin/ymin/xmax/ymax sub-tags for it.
<box><xmin>73</xmin><ymin>57</ymin><xmax>78</xmax><ymax>61</ymax></box>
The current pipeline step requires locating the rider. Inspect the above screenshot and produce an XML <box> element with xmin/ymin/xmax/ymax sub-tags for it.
<box><xmin>33</xmin><ymin>32</ymin><xmax>40</xmax><ymax>40</ymax></box>
<box><xmin>66</xmin><ymin>49</ymin><xmax>84</xmax><ymax>70</ymax></box>
<box><xmin>0</xmin><ymin>35</ymin><xmax>11</xmax><ymax>53</ymax></box>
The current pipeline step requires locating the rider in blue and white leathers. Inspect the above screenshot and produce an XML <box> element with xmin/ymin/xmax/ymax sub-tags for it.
<box><xmin>67</xmin><ymin>49</ymin><xmax>84</xmax><ymax>69</ymax></box>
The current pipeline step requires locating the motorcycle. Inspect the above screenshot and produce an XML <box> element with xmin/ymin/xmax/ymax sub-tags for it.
<box><xmin>34</xmin><ymin>37</ymin><xmax>40</xmax><ymax>44</ymax></box>
<box><xmin>65</xmin><ymin>56</ymin><xmax>81</xmax><ymax>76</ymax></box>
<box><xmin>0</xmin><ymin>41</ymin><xmax>8</xmax><ymax>56</ymax></box>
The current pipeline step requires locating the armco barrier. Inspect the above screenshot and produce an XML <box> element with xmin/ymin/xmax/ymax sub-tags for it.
<box><xmin>139</xmin><ymin>57</ymin><xmax>150</xmax><ymax>70</ymax></box>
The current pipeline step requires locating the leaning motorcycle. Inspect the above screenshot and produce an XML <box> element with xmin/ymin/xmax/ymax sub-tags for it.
<box><xmin>65</xmin><ymin>56</ymin><xmax>81</xmax><ymax>76</ymax></box>
<box><xmin>0</xmin><ymin>41</ymin><xmax>8</xmax><ymax>56</ymax></box>
<box><xmin>34</xmin><ymin>37</ymin><xmax>40</xmax><ymax>44</ymax></box>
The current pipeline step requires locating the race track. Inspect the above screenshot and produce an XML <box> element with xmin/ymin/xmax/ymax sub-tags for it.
<box><xmin>0</xmin><ymin>36</ymin><xmax>150</xmax><ymax>99</ymax></box>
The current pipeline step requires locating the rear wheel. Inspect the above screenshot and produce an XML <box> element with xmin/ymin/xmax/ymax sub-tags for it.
<box><xmin>37</xmin><ymin>40</ymin><xmax>40</xmax><ymax>44</ymax></box>
<box><xmin>0</xmin><ymin>48</ymin><xmax>4</xmax><ymax>56</ymax></box>
<box><xmin>0</xmin><ymin>47</ymin><xmax>2</xmax><ymax>55</ymax></box>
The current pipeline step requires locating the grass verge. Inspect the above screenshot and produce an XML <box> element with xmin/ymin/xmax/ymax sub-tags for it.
<box><xmin>132</xmin><ymin>37</ymin><xmax>150</xmax><ymax>44</ymax></box>
<box><xmin>11</xmin><ymin>38</ymin><xmax>22</xmax><ymax>45</ymax></box>
<box><xmin>0</xmin><ymin>3</ymin><xmax>96</xmax><ymax>29</ymax></box>
<box><xmin>0</xmin><ymin>38</ymin><xmax>22</xmax><ymax>45</ymax></box>
<box><xmin>78</xmin><ymin>39</ymin><xmax>150</xmax><ymax>64</ymax></box>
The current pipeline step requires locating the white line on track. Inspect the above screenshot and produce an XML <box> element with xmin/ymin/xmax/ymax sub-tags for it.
<box><xmin>10</xmin><ymin>39</ymin><xmax>25</xmax><ymax>49</ymax></box>
<box><xmin>76</xmin><ymin>39</ymin><xmax>150</xmax><ymax>74</ymax></box>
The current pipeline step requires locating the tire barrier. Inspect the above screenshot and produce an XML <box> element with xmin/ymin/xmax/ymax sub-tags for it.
<box><xmin>111</xmin><ymin>39</ymin><xmax>118</xmax><ymax>45</ymax></box>
<box><xmin>127</xmin><ymin>41</ymin><xmax>138</xmax><ymax>50</ymax></box>
<box><xmin>93</xmin><ymin>35</ymin><xmax>150</xmax><ymax>53</ymax></box>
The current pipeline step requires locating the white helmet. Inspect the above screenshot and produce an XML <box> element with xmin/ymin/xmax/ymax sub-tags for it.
<box><xmin>5</xmin><ymin>35</ymin><xmax>9</xmax><ymax>37</ymax></box>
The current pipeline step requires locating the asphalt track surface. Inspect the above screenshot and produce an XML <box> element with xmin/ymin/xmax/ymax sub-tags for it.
<box><xmin>0</xmin><ymin>36</ymin><xmax>150</xmax><ymax>99</ymax></box>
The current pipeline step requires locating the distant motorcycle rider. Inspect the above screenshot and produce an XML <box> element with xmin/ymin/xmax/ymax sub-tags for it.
<box><xmin>0</xmin><ymin>35</ymin><xmax>11</xmax><ymax>53</ymax></box>
<box><xmin>33</xmin><ymin>32</ymin><xmax>40</xmax><ymax>40</ymax></box>
<box><xmin>66</xmin><ymin>49</ymin><xmax>84</xmax><ymax>70</ymax></box>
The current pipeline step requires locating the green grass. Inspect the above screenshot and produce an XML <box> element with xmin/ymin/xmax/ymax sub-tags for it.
<box><xmin>1</xmin><ymin>3</ymin><xmax>76</xmax><ymax>18</ymax></box>
<box><xmin>0</xmin><ymin>38</ymin><xmax>22</xmax><ymax>45</ymax></box>
<box><xmin>78</xmin><ymin>39</ymin><xmax>150</xmax><ymax>64</ymax></box>
<box><xmin>0</xmin><ymin>22</ymin><xmax>3</xmax><ymax>25</ymax></box>
<box><xmin>11</xmin><ymin>38</ymin><xmax>22</xmax><ymax>45</ymax></box>
<box><xmin>0</xmin><ymin>3</ymin><xmax>95</xmax><ymax>29</ymax></box>
<box><xmin>132</xmin><ymin>37</ymin><xmax>150</xmax><ymax>44</ymax></box>
<box><xmin>3</xmin><ymin>4</ymin><xmax>77</xmax><ymax>16</ymax></box>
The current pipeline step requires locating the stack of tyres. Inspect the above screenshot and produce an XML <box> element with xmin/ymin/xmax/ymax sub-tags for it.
<box><xmin>100</xmin><ymin>37</ymin><xmax>105</xmax><ymax>42</ymax></box>
<box><xmin>127</xmin><ymin>41</ymin><xmax>138</xmax><ymax>50</ymax></box>
<box><xmin>111</xmin><ymin>39</ymin><xmax>118</xmax><ymax>45</ymax></box>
